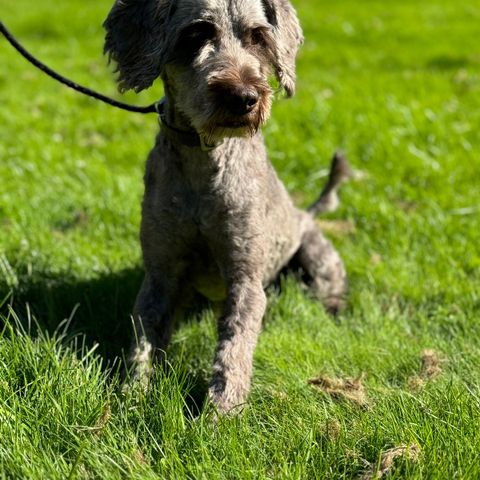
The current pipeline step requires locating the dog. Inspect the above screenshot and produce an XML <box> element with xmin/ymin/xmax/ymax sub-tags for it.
<box><xmin>103</xmin><ymin>0</ymin><xmax>349</xmax><ymax>414</ymax></box>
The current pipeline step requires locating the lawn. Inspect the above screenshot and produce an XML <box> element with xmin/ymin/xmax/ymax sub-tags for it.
<box><xmin>1</xmin><ymin>0</ymin><xmax>480</xmax><ymax>477</ymax></box>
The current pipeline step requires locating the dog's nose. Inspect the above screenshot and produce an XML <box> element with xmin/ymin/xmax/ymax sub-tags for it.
<box><xmin>226</xmin><ymin>87</ymin><xmax>259</xmax><ymax>115</ymax></box>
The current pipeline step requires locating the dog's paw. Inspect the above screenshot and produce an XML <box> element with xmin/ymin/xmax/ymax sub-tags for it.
<box><xmin>121</xmin><ymin>361</ymin><xmax>152</xmax><ymax>398</ymax></box>
<box><xmin>207</xmin><ymin>385</ymin><xmax>247</xmax><ymax>417</ymax></box>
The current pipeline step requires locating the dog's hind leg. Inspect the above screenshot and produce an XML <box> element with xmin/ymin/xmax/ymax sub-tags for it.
<box><xmin>290</xmin><ymin>151</ymin><xmax>350</xmax><ymax>313</ymax></box>
<box><xmin>292</xmin><ymin>216</ymin><xmax>347</xmax><ymax>314</ymax></box>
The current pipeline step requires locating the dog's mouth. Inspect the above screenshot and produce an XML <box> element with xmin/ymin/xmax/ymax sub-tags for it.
<box><xmin>217</xmin><ymin>118</ymin><xmax>251</xmax><ymax>129</ymax></box>
<box><xmin>201</xmin><ymin>103</ymin><xmax>270</xmax><ymax>142</ymax></box>
<box><xmin>201</xmin><ymin>118</ymin><xmax>259</xmax><ymax>143</ymax></box>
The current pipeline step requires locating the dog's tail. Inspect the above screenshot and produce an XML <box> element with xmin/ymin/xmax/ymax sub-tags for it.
<box><xmin>308</xmin><ymin>151</ymin><xmax>352</xmax><ymax>216</ymax></box>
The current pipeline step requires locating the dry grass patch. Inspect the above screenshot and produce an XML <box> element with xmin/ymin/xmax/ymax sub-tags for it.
<box><xmin>308</xmin><ymin>374</ymin><xmax>369</xmax><ymax>408</ymax></box>
<box><xmin>408</xmin><ymin>349</ymin><xmax>443</xmax><ymax>390</ymax></box>
<box><xmin>359</xmin><ymin>443</ymin><xmax>420</xmax><ymax>479</ymax></box>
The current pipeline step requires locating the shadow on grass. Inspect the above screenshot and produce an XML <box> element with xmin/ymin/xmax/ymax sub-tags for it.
<box><xmin>0</xmin><ymin>267</ymin><xmax>214</xmax><ymax>413</ymax></box>
<box><xmin>1</xmin><ymin>267</ymin><xmax>143</xmax><ymax>363</ymax></box>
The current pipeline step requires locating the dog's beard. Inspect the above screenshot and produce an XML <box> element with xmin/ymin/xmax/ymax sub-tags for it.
<box><xmin>202</xmin><ymin>120</ymin><xmax>259</xmax><ymax>144</ymax></box>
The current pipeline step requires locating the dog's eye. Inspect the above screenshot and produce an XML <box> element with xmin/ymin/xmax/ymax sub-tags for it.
<box><xmin>177</xmin><ymin>22</ymin><xmax>217</xmax><ymax>55</ymax></box>
<box><xmin>250</xmin><ymin>27</ymin><xmax>265</xmax><ymax>45</ymax></box>
<box><xmin>242</xmin><ymin>27</ymin><xmax>275</xmax><ymax>61</ymax></box>
<box><xmin>243</xmin><ymin>27</ymin><xmax>269</xmax><ymax>48</ymax></box>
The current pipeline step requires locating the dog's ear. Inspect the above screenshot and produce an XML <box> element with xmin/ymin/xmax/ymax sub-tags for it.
<box><xmin>262</xmin><ymin>0</ymin><xmax>304</xmax><ymax>97</ymax></box>
<box><xmin>103</xmin><ymin>0</ymin><xmax>171</xmax><ymax>93</ymax></box>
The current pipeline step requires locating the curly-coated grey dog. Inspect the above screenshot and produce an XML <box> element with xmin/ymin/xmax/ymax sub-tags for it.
<box><xmin>104</xmin><ymin>0</ymin><xmax>349</xmax><ymax>414</ymax></box>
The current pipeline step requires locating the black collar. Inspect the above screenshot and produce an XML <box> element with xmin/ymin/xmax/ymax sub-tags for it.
<box><xmin>156</xmin><ymin>98</ymin><xmax>221</xmax><ymax>151</ymax></box>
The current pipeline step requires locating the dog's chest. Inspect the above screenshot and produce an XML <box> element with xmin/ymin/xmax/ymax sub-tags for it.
<box><xmin>188</xmin><ymin>239</ymin><xmax>227</xmax><ymax>301</ymax></box>
<box><xmin>164</xmin><ymin>186</ymin><xmax>245</xmax><ymax>302</ymax></box>
<box><xmin>167</xmin><ymin>188</ymin><xmax>227</xmax><ymax>231</ymax></box>
<box><xmin>166</xmin><ymin>161</ymin><xmax>243</xmax><ymax>231</ymax></box>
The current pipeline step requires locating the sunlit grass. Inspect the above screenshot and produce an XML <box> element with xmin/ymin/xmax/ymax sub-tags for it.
<box><xmin>1</xmin><ymin>0</ymin><xmax>480</xmax><ymax>477</ymax></box>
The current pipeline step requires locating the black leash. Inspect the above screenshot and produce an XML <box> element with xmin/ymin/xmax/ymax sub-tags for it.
<box><xmin>0</xmin><ymin>21</ymin><xmax>221</xmax><ymax>150</ymax></box>
<box><xmin>0</xmin><ymin>21</ymin><xmax>161</xmax><ymax>115</ymax></box>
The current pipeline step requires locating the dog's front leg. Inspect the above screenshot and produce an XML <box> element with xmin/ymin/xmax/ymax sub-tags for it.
<box><xmin>209</xmin><ymin>276</ymin><xmax>267</xmax><ymax>414</ymax></box>
<box><xmin>127</xmin><ymin>274</ymin><xmax>177</xmax><ymax>390</ymax></box>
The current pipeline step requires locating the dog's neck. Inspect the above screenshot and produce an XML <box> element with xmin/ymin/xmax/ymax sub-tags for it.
<box><xmin>161</xmin><ymin>95</ymin><xmax>191</xmax><ymax>132</ymax></box>
<box><xmin>160</xmin><ymin>94</ymin><xmax>222</xmax><ymax>152</ymax></box>
<box><xmin>156</xmin><ymin>92</ymin><xmax>267</xmax><ymax>192</ymax></box>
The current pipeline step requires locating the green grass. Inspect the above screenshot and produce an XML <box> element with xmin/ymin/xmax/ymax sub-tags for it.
<box><xmin>1</xmin><ymin>0</ymin><xmax>480</xmax><ymax>477</ymax></box>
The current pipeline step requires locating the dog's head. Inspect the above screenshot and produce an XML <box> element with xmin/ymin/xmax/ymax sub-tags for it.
<box><xmin>104</xmin><ymin>0</ymin><xmax>303</xmax><ymax>142</ymax></box>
